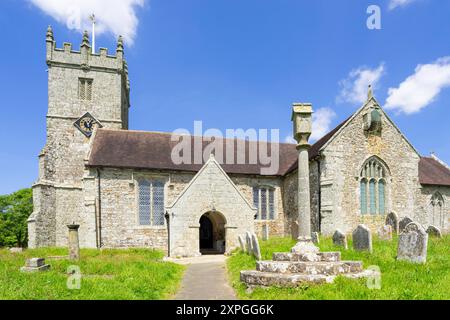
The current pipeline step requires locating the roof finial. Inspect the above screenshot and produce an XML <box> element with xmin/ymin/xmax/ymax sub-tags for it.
<box><xmin>46</xmin><ymin>25</ymin><xmax>54</xmax><ymax>42</ymax></box>
<box><xmin>368</xmin><ymin>84</ymin><xmax>373</xmax><ymax>100</ymax></box>
<box><xmin>117</xmin><ymin>35</ymin><xmax>124</xmax><ymax>52</ymax></box>
<box><xmin>81</xmin><ymin>30</ymin><xmax>90</xmax><ymax>47</ymax></box>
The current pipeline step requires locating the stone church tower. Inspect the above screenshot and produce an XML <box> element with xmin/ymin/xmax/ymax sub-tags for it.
<box><xmin>28</xmin><ymin>27</ymin><xmax>130</xmax><ymax>248</ymax></box>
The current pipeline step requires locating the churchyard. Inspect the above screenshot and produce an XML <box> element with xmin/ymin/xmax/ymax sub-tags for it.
<box><xmin>0</xmin><ymin>248</ymin><xmax>184</xmax><ymax>300</ymax></box>
<box><xmin>228</xmin><ymin>235</ymin><xmax>450</xmax><ymax>300</ymax></box>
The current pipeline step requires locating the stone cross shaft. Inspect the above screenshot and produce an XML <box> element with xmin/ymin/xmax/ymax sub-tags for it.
<box><xmin>291</xmin><ymin>104</ymin><xmax>318</xmax><ymax>254</ymax></box>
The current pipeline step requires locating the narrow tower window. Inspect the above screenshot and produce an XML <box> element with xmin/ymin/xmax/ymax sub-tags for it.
<box><xmin>79</xmin><ymin>78</ymin><xmax>93</xmax><ymax>101</ymax></box>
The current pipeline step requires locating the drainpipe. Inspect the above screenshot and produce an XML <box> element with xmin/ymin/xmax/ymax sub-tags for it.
<box><xmin>96</xmin><ymin>168</ymin><xmax>102</xmax><ymax>249</ymax></box>
<box><xmin>317</xmin><ymin>159</ymin><xmax>322</xmax><ymax>233</ymax></box>
<box><xmin>165</xmin><ymin>211</ymin><xmax>170</xmax><ymax>257</ymax></box>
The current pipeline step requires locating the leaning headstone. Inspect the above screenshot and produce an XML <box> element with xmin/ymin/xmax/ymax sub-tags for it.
<box><xmin>397</xmin><ymin>222</ymin><xmax>428</xmax><ymax>264</ymax></box>
<box><xmin>20</xmin><ymin>258</ymin><xmax>50</xmax><ymax>272</ymax></box>
<box><xmin>251</xmin><ymin>233</ymin><xmax>262</xmax><ymax>261</ymax></box>
<box><xmin>67</xmin><ymin>224</ymin><xmax>80</xmax><ymax>261</ymax></box>
<box><xmin>385</xmin><ymin>212</ymin><xmax>399</xmax><ymax>234</ymax></box>
<box><xmin>426</xmin><ymin>225</ymin><xmax>442</xmax><ymax>238</ymax></box>
<box><xmin>311</xmin><ymin>232</ymin><xmax>320</xmax><ymax>245</ymax></box>
<box><xmin>245</xmin><ymin>231</ymin><xmax>253</xmax><ymax>254</ymax></box>
<box><xmin>332</xmin><ymin>230</ymin><xmax>348</xmax><ymax>249</ymax></box>
<box><xmin>399</xmin><ymin>216</ymin><xmax>413</xmax><ymax>233</ymax></box>
<box><xmin>238</xmin><ymin>235</ymin><xmax>246</xmax><ymax>251</ymax></box>
<box><xmin>9</xmin><ymin>248</ymin><xmax>23</xmax><ymax>253</ymax></box>
<box><xmin>377</xmin><ymin>225</ymin><xmax>393</xmax><ymax>241</ymax></box>
<box><xmin>262</xmin><ymin>224</ymin><xmax>269</xmax><ymax>241</ymax></box>
<box><xmin>352</xmin><ymin>225</ymin><xmax>373</xmax><ymax>253</ymax></box>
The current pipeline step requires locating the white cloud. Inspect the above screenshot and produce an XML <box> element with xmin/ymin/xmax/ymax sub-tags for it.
<box><xmin>29</xmin><ymin>0</ymin><xmax>145</xmax><ymax>45</ymax></box>
<box><xmin>389</xmin><ymin>0</ymin><xmax>417</xmax><ymax>10</ymax></box>
<box><xmin>338</xmin><ymin>64</ymin><xmax>385</xmax><ymax>105</ymax></box>
<box><xmin>285</xmin><ymin>108</ymin><xmax>336</xmax><ymax>144</ymax></box>
<box><xmin>311</xmin><ymin>108</ymin><xmax>336</xmax><ymax>142</ymax></box>
<box><xmin>284</xmin><ymin>135</ymin><xmax>296</xmax><ymax>144</ymax></box>
<box><xmin>385</xmin><ymin>57</ymin><xmax>450</xmax><ymax>114</ymax></box>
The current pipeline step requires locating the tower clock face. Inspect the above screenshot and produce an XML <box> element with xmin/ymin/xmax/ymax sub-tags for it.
<box><xmin>74</xmin><ymin>112</ymin><xmax>102</xmax><ymax>137</ymax></box>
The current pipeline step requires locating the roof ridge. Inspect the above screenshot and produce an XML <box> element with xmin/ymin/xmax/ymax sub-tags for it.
<box><xmin>98</xmin><ymin>128</ymin><xmax>298</xmax><ymax>146</ymax></box>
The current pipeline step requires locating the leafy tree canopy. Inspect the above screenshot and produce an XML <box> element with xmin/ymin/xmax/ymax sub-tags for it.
<box><xmin>0</xmin><ymin>188</ymin><xmax>33</xmax><ymax>247</ymax></box>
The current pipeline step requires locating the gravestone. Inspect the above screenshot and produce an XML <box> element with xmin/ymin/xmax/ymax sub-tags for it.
<box><xmin>332</xmin><ymin>230</ymin><xmax>348</xmax><ymax>249</ymax></box>
<box><xmin>385</xmin><ymin>212</ymin><xmax>399</xmax><ymax>234</ymax></box>
<box><xmin>262</xmin><ymin>224</ymin><xmax>269</xmax><ymax>241</ymax></box>
<box><xmin>311</xmin><ymin>232</ymin><xmax>320</xmax><ymax>245</ymax></box>
<box><xmin>251</xmin><ymin>233</ymin><xmax>262</xmax><ymax>261</ymax></box>
<box><xmin>399</xmin><ymin>216</ymin><xmax>413</xmax><ymax>233</ymax></box>
<box><xmin>20</xmin><ymin>258</ymin><xmax>50</xmax><ymax>272</ymax></box>
<box><xmin>67</xmin><ymin>224</ymin><xmax>80</xmax><ymax>261</ymax></box>
<box><xmin>245</xmin><ymin>231</ymin><xmax>253</xmax><ymax>254</ymax></box>
<box><xmin>377</xmin><ymin>225</ymin><xmax>393</xmax><ymax>241</ymax></box>
<box><xmin>397</xmin><ymin>222</ymin><xmax>428</xmax><ymax>264</ymax></box>
<box><xmin>426</xmin><ymin>225</ymin><xmax>442</xmax><ymax>238</ymax></box>
<box><xmin>238</xmin><ymin>235</ymin><xmax>246</xmax><ymax>251</ymax></box>
<box><xmin>352</xmin><ymin>225</ymin><xmax>373</xmax><ymax>253</ymax></box>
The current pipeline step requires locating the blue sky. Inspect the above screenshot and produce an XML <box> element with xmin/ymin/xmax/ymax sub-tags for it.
<box><xmin>0</xmin><ymin>0</ymin><xmax>449</xmax><ymax>194</ymax></box>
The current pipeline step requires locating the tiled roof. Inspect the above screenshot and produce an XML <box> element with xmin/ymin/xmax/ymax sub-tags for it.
<box><xmin>419</xmin><ymin>157</ymin><xmax>450</xmax><ymax>186</ymax></box>
<box><xmin>88</xmin><ymin>126</ymin><xmax>450</xmax><ymax>186</ymax></box>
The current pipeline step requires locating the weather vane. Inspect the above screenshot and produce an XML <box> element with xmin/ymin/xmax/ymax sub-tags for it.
<box><xmin>89</xmin><ymin>14</ymin><xmax>96</xmax><ymax>54</ymax></box>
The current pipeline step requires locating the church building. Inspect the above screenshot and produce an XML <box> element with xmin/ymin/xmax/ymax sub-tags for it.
<box><xmin>28</xmin><ymin>28</ymin><xmax>450</xmax><ymax>257</ymax></box>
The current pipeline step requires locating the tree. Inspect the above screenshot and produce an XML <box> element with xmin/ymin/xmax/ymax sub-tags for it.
<box><xmin>0</xmin><ymin>188</ymin><xmax>33</xmax><ymax>247</ymax></box>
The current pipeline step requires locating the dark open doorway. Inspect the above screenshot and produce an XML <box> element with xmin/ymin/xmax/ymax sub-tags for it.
<box><xmin>199</xmin><ymin>215</ymin><xmax>213</xmax><ymax>250</ymax></box>
<box><xmin>199</xmin><ymin>212</ymin><xmax>226</xmax><ymax>255</ymax></box>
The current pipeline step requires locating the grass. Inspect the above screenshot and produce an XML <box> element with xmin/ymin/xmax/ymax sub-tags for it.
<box><xmin>0</xmin><ymin>247</ymin><xmax>185</xmax><ymax>300</ymax></box>
<box><xmin>227</xmin><ymin>235</ymin><xmax>450</xmax><ymax>300</ymax></box>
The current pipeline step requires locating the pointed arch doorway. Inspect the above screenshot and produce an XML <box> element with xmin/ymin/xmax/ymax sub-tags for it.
<box><xmin>199</xmin><ymin>211</ymin><xmax>226</xmax><ymax>255</ymax></box>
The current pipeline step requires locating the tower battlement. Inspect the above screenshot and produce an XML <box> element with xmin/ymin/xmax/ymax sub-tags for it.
<box><xmin>45</xmin><ymin>26</ymin><xmax>129</xmax><ymax>92</ymax></box>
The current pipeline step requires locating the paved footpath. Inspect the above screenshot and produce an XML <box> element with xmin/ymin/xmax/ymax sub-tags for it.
<box><xmin>169</xmin><ymin>255</ymin><xmax>237</xmax><ymax>300</ymax></box>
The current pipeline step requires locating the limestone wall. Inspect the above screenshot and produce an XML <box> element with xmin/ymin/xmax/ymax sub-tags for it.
<box><xmin>415</xmin><ymin>185</ymin><xmax>450</xmax><ymax>232</ymax></box>
<box><xmin>320</xmin><ymin>100</ymin><xmax>421</xmax><ymax>235</ymax></box>
<box><xmin>29</xmin><ymin>32</ymin><xmax>129</xmax><ymax>248</ymax></box>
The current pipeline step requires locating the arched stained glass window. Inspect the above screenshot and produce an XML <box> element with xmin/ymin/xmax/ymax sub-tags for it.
<box><xmin>359</xmin><ymin>156</ymin><xmax>389</xmax><ymax>216</ymax></box>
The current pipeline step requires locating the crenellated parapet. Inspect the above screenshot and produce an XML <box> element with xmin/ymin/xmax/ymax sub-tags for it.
<box><xmin>45</xmin><ymin>26</ymin><xmax>129</xmax><ymax>92</ymax></box>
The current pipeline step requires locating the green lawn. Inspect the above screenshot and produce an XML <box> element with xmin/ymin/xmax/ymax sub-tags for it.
<box><xmin>0</xmin><ymin>248</ymin><xmax>184</xmax><ymax>300</ymax></box>
<box><xmin>227</xmin><ymin>235</ymin><xmax>450</xmax><ymax>300</ymax></box>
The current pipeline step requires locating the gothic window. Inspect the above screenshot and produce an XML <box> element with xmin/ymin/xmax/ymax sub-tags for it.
<box><xmin>430</xmin><ymin>192</ymin><xmax>445</xmax><ymax>229</ymax></box>
<box><xmin>138</xmin><ymin>180</ymin><xmax>165</xmax><ymax>226</ymax></box>
<box><xmin>253</xmin><ymin>187</ymin><xmax>276</xmax><ymax>220</ymax></box>
<box><xmin>79</xmin><ymin>78</ymin><xmax>93</xmax><ymax>101</ymax></box>
<box><xmin>359</xmin><ymin>157</ymin><xmax>388</xmax><ymax>215</ymax></box>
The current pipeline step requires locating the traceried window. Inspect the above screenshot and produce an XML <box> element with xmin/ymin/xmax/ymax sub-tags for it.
<box><xmin>430</xmin><ymin>192</ymin><xmax>445</xmax><ymax>229</ymax></box>
<box><xmin>253</xmin><ymin>186</ymin><xmax>275</xmax><ymax>220</ymax></box>
<box><xmin>79</xmin><ymin>78</ymin><xmax>93</xmax><ymax>101</ymax></box>
<box><xmin>138</xmin><ymin>180</ymin><xmax>165</xmax><ymax>226</ymax></box>
<box><xmin>359</xmin><ymin>157</ymin><xmax>388</xmax><ymax>215</ymax></box>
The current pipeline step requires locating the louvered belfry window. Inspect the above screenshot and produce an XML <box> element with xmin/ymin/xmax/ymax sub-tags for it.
<box><xmin>138</xmin><ymin>180</ymin><xmax>165</xmax><ymax>226</ymax></box>
<box><xmin>253</xmin><ymin>187</ymin><xmax>276</xmax><ymax>220</ymax></box>
<box><xmin>79</xmin><ymin>78</ymin><xmax>93</xmax><ymax>101</ymax></box>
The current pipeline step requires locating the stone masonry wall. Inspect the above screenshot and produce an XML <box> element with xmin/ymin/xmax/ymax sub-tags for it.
<box><xmin>415</xmin><ymin>185</ymin><xmax>450</xmax><ymax>232</ymax></box>
<box><xmin>320</xmin><ymin>99</ymin><xmax>421</xmax><ymax>235</ymax></box>
<box><xmin>29</xmin><ymin>32</ymin><xmax>129</xmax><ymax>248</ymax></box>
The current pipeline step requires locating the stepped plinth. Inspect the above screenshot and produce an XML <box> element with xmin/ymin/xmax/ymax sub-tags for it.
<box><xmin>241</xmin><ymin>247</ymin><xmax>377</xmax><ymax>287</ymax></box>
